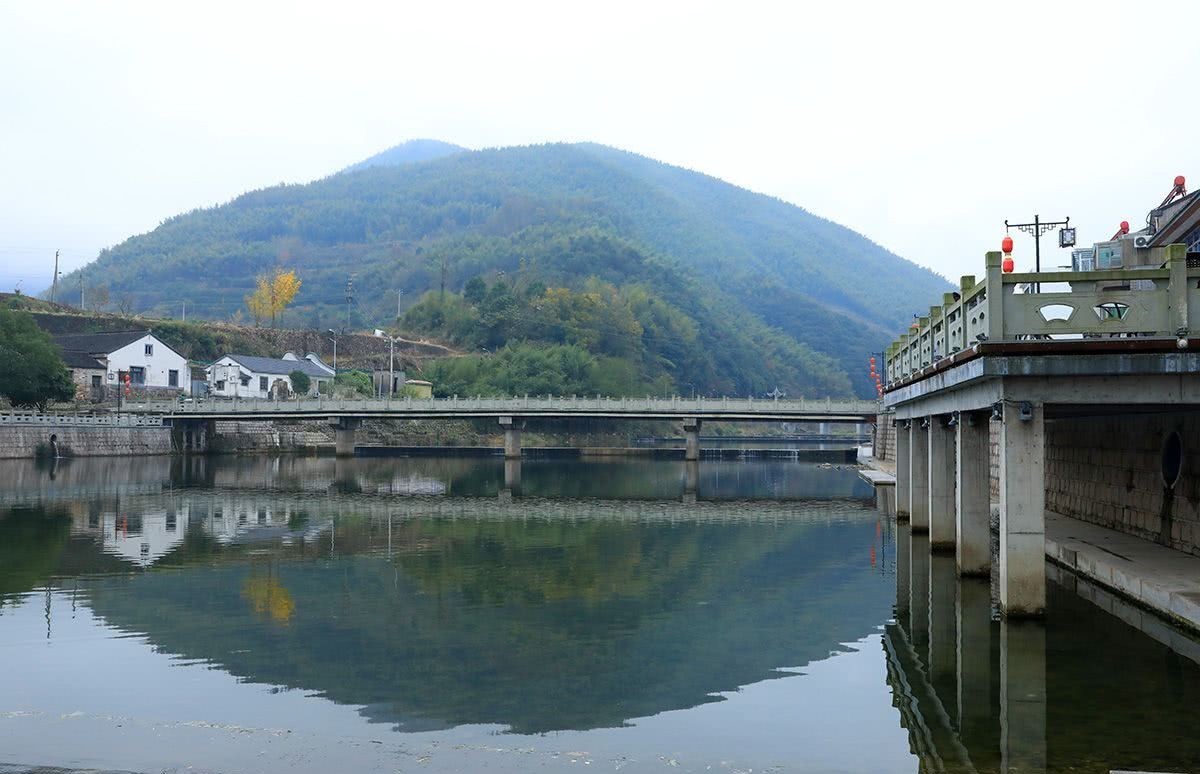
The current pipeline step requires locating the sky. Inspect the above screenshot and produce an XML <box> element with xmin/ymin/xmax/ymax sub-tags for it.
<box><xmin>2</xmin><ymin>0</ymin><xmax>1199</xmax><ymax>295</ymax></box>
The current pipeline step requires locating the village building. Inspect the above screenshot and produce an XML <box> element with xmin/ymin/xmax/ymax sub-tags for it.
<box><xmin>60</xmin><ymin>349</ymin><xmax>107</xmax><ymax>401</ymax></box>
<box><xmin>206</xmin><ymin>352</ymin><xmax>334</xmax><ymax>399</ymax></box>
<box><xmin>54</xmin><ymin>330</ymin><xmax>190</xmax><ymax>396</ymax></box>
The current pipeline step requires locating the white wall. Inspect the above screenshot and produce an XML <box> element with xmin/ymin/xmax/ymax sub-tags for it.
<box><xmin>206</xmin><ymin>357</ymin><xmax>326</xmax><ymax>399</ymax></box>
<box><xmin>106</xmin><ymin>334</ymin><xmax>189</xmax><ymax>394</ymax></box>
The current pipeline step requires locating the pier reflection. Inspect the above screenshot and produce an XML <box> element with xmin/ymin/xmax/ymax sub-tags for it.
<box><xmin>887</xmin><ymin>529</ymin><xmax>1042</xmax><ymax>774</ymax></box>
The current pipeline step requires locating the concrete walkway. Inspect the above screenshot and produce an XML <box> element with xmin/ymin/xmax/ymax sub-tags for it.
<box><xmin>1046</xmin><ymin>512</ymin><xmax>1200</xmax><ymax>634</ymax></box>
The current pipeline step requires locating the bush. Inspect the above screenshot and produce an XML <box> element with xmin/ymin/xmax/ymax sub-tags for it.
<box><xmin>289</xmin><ymin>370</ymin><xmax>311</xmax><ymax>395</ymax></box>
<box><xmin>334</xmin><ymin>370</ymin><xmax>374</xmax><ymax>397</ymax></box>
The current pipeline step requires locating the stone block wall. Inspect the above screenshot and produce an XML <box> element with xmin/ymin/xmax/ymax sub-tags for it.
<box><xmin>1044</xmin><ymin>414</ymin><xmax>1200</xmax><ymax>556</ymax></box>
<box><xmin>210</xmin><ymin>420</ymin><xmax>332</xmax><ymax>453</ymax></box>
<box><xmin>0</xmin><ymin>425</ymin><xmax>172</xmax><ymax>458</ymax></box>
<box><xmin>874</xmin><ymin>411</ymin><xmax>896</xmax><ymax>461</ymax></box>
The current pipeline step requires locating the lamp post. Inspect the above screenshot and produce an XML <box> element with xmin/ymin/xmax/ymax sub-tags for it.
<box><xmin>1004</xmin><ymin>215</ymin><xmax>1072</xmax><ymax>292</ymax></box>
<box><xmin>375</xmin><ymin>329</ymin><xmax>396</xmax><ymax>398</ymax></box>
<box><xmin>327</xmin><ymin>329</ymin><xmax>338</xmax><ymax>373</ymax></box>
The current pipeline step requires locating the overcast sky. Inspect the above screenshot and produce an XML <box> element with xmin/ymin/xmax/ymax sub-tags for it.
<box><xmin>3</xmin><ymin>0</ymin><xmax>1198</xmax><ymax>295</ymax></box>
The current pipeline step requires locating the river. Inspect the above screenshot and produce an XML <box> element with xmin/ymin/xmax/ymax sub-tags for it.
<box><xmin>0</xmin><ymin>455</ymin><xmax>1198</xmax><ymax>773</ymax></box>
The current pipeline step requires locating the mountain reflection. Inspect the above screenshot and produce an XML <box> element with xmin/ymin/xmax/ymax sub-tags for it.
<box><xmin>0</xmin><ymin>455</ymin><xmax>891</xmax><ymax>734</ymax></box>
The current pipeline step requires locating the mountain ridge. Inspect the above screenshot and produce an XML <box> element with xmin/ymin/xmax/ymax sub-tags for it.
<box><xmin>58</xmin><ymin>141</ymin><xmax>950</xmax><ymax>397</ymax></box>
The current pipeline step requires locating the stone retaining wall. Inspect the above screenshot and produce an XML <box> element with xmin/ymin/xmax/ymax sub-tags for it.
<box><xmin>0</xmin><ymin>425</ymin><xmax>172</xmax><ymax>458</ymax></box>
<box><xmin>1044</xmin><ymin>414</ymin><xmax>1200</xmax><ymax>556</ymax></box>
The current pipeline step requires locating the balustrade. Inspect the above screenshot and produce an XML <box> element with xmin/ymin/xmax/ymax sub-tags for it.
<box><xmin>885</xmin><ymin>243</ymin><xmax>1194</xmax><ymax>385</ymax></box>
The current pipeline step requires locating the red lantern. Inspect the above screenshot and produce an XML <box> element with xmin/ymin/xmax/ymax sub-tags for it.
<box><xmin>869</xmin><ymin>356</ymin><xmax>876</xmax><ymax>366</ymax></box>
<box><xmin>1001</xmin><ymin>235</ymin><xmax>1013</xmax><ymax>253</ymax></box>
<box><xmin>1176</xmin><ymin>175</ymin><xmax>1186</xmax><ymax>188</ymax></box>
<box><xmin>1002</xmin><ymin>256</ymin><xmax>1015</xmax><ymax>273</ymax></box>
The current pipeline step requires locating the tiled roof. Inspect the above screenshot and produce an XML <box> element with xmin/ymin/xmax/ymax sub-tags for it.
<box><xmin>59</xmin><ymin>349</ymin><xmax>105</xmax><ymax>369</ymax></box>
<box><xmin>53</xmin><ymin>330</ymin><xmax>150</xmax><ymax>355</ymax></box>
<box><xmin>221</xmin><ymin>355</ymin><xmax>333</xmax><ymax>378</ymax></box>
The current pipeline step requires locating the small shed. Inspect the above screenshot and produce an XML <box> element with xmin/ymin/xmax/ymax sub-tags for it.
<box><xmin>405</xmin><ymin>379</ymin><xmax>433</xmax><ymax>399</ymax></box>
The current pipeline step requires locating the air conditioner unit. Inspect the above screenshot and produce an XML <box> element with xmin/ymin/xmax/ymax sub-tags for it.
<box><xmin>1132</xmin><ymin>234</ymin><xmax>1153</xmax><ymax>249</ymax></box>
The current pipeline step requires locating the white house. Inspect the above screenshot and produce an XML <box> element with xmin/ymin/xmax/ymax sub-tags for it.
<box><xmin>207</xmin><ymin>352</ymin><xmax>334</xmax><ymax>399</ymax></box>
<box><xmin>54</xmin><ymin>330</ymin><xmax>190</xmax><ymax>395</ymax></box>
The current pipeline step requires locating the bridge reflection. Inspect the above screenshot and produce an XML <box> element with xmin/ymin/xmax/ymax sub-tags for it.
<box><xmin>887</xmin><ymin>523</ymin><xmax>1044</xmax><ymax>773</ymax></box>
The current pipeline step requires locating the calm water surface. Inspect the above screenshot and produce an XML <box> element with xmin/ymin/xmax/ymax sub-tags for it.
<box><xmin>0</xmin><ymin>456</ymin><xmax>1198</xmax><ymax>773</ymax></box>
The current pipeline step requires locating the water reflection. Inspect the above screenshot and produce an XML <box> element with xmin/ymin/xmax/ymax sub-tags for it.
<box><xmin>886</xmin><ymin>527</ymin><xmax>1200</xmax><ymax>773</ymax></box>
<box><xmin>0</xmin><ymin>455</ymin><xmax>889</xmax><ymax>741</ymax></box>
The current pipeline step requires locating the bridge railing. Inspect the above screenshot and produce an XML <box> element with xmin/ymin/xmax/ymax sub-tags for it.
<box><xmin>0</xmin><ymin>412</ymin><xmax>164</xmax><ymax>428</ymax></box>
<box><xmin>120</xmin><ymin>395</ymin><xmax>878</xmax><ymax>416</ymax></box>
<box><xmin>885</xmin><ymin>243</ymin><xmax>1196</xmax><ymax>386</ymax></box>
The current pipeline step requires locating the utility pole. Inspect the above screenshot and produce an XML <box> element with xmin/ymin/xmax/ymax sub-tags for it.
<box><xmin>181</xmin><ymin>301</ymin><xmax>186</xmax><ymax>322</ymax></box>
<box><xmin>345</xmin><ymin>276</ymin><xmax>354</xmax><ymax>333</ymax></box>
<box><xmin>396</xmin><ymin>289</ymin><xmax>404</xmax><ymax>320</ymax></box>
<box><xmin>79</xmin><ymin>274</ymin><xmax>85</xmax><ymax>310</ymax></box>
<box><xmin>50</xmin><ymin>250</ymin><xmax>59</xmax><ymax>303</ymax></box>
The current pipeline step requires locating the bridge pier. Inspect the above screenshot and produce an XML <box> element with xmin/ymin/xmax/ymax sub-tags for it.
<box><xmin>332</xmin><ymin>417</ymin><xmax>360</xmax><ymax>457</ymax></box>
<box><xmin>499</xmin><ymin>416</ymin><xmax>524</xmax><ymax>459</ymax></box>
<box><xmin>955</xmin><ymin>411</ymin><xmax>991</xmax><ymax>577</ymax></box>
<box><xmin>909</xmin><ymin>420</ymin><xmax>930</xmax><ymax>532</ymax></box>
<box><xmin>895</xmin><ymin>420</ymin><xmax>911</xmax><ymax>521</ymax></box>
<box><xmin>998</xmin><ymin>400</ymin><xmax>1045</xmax><ymax>617</ymax></box>
<box><xmin>683</xmin><ymin>418</ymin><xmax>701</xmax><ymax>462</ymax></box>
<box><xmin>928</xmin><ymin>415</ymin><xmax>956</xmax><ymax>551</ymax></box>
<box><xmin>503</xmin><ymin>458</ymin><xmax>522</xmax><ymax>495</ymax></box>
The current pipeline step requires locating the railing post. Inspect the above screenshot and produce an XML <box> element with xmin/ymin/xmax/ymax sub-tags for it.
<box><xmin>1168</xmin><ymin>243</ymin><xmax>1188</xmax><ymax>339</ymax></box>
<box><xmin>984</xmin><ymin>251</ymin><xmax>1004</xmax><ymax>341</ymax></box>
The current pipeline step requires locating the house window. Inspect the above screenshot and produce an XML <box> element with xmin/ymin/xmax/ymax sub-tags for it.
<box><xmin>215</xmin><ymin>380</ymin><xmax>226</xmax><ymax>391</ymax></box>
<box><xmin>145</xmin><ymin>344</ymin><xmax>154</xmax><ymax>356</ymax></box>
<box><xmin>168</xmin><ymin>369</ymin><xmax>179</xmax><ymax>387</ymax></box>
<box><xmin>129</xmin><ymin>366</ymin><xmax>146</xmax><ymax>385</ymax></box>
<box><xmin>91</xmin><ymin>375</ymin><xmax>102</xmax><ymax>390</ymax></box>
<box><xmin>259</xmin><ymin>376</ymin><xmax>268</xmax><ymax>391</ymax></box>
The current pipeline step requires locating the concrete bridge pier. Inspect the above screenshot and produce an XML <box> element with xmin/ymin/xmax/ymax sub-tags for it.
<box><xmin>503</xmin><ymin>458</ymin><xmax>522</xmax><ymax>495</ymax></box>
<box><xmin>499</xmin><ymin>416</ymin><xmax>524</xmax><ymax>459</ymax></box>
<box><xmin>909</xmin><ymin>420</ymin><xmax>930</xmax><ymax>532</ymax></box>
<box><xmin>955</xmin><ymin>411</ymin><xmax>991</xmax><ymax>577</ymax></box>
<box><xmin>683</xmin><ymin>418</ymin><xmax>702</xmax><ymax>462</ymax></box>
<box><xmin>895</xmin><ymin>421</ymin><xmax>911</xmax><ymax>521</ymax></box>
<box><xmin>998</xmin><ymin>401</ymin><xmax>1046</xmax><ymax>617</ymax></box>
<box><xmin>928</xmin><ymin>415</ymin><xmax>956</xmax><ymax>551</ymax></box>
<box><xmin>683</xmin><ymin>459</ymin><xmax>700</xmax><ymax>503</ymax></box>
<box><xmin>331</xmin><ymin>418</ymin><xmax>361</xmax><ymax>457</ymax></box>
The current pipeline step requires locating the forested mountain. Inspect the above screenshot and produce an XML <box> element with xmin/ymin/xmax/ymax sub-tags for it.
<box><xmin>59</xmin><ymin>142</ymin><xmax>950</xmax><ymax>397</ymax></box>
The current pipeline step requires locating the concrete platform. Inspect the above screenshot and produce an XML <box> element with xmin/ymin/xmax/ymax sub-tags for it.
<box><xmin>1046</xmin><ymin>512</ymin><xmax>1200</xmax><ymax>634</ymax></box>
<box><xmin>858</xmin><ymin>468</ymin><xmax>895</xmax><ymax>487</ymax></box>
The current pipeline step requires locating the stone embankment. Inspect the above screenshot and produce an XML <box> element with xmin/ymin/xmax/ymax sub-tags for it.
<box><xmin>0</xmin><ymin>424</ymin><xmax>171</xmax><ymax>458</ymax></box>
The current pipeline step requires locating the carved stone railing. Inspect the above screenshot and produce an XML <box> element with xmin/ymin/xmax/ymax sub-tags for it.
<box><xmin>119</xmin><ymin>395</ymin><xmax>879</xmax><ymax>418</ymax></box>
<box><xmin>885</xmin><ymin>243</ymin><xmax>1194</xmax><ymax>386</ymax></box>
<box><xmin>0</xmin><ymin>412</ymin><xmax>164</xmax><ymax>428</ymax></box>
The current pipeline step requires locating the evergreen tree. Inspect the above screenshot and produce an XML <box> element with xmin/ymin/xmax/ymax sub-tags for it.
<box><xmin>0</xmin><ymin>308</ymin><xmax>75</xmax><ymax>410</ymax></box>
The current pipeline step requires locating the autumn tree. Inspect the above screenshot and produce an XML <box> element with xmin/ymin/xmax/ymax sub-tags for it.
<box><xmin>246</xmin><ymin>268</ymin><xmax>302</xmax><ymax>327</ymax></box>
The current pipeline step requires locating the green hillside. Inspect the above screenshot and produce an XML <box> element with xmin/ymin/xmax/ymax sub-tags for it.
<box><xmin>60</xmin><ymin>142</ymin><xmax>949</xmax><ymax>397</ymax></box>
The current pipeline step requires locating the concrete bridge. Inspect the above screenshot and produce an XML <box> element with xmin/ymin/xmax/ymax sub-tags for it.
<box><xmin>121</xmin><ymin>395</ymin><xmax>878</xmax><ymax>459</ymax></box>
<box><xmin>881</xmin><ymin>243</ymin><xmax>1200</xmax><ymax>617</ymax></box>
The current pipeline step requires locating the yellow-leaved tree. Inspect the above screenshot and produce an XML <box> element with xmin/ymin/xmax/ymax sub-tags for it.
<box><xmin>245</xmin><ymin>268</ymin><xmax>302</xmax><ymax>327</ymax></box>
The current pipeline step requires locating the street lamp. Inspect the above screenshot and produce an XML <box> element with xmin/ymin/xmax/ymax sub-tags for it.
<box><xmin>327</xmin><ymin>329</ymin><xmax>338</xmax><ymax>373</ymax></box>
<box><xmin>1004</xmin><ymin>215</ymin><xmax>1071</xmax><ymax>291</ymax></box>
<box><xmin>375</xmin><ymin>329</ymin><xmax>397</xmax><ymax>398</ymax></box>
